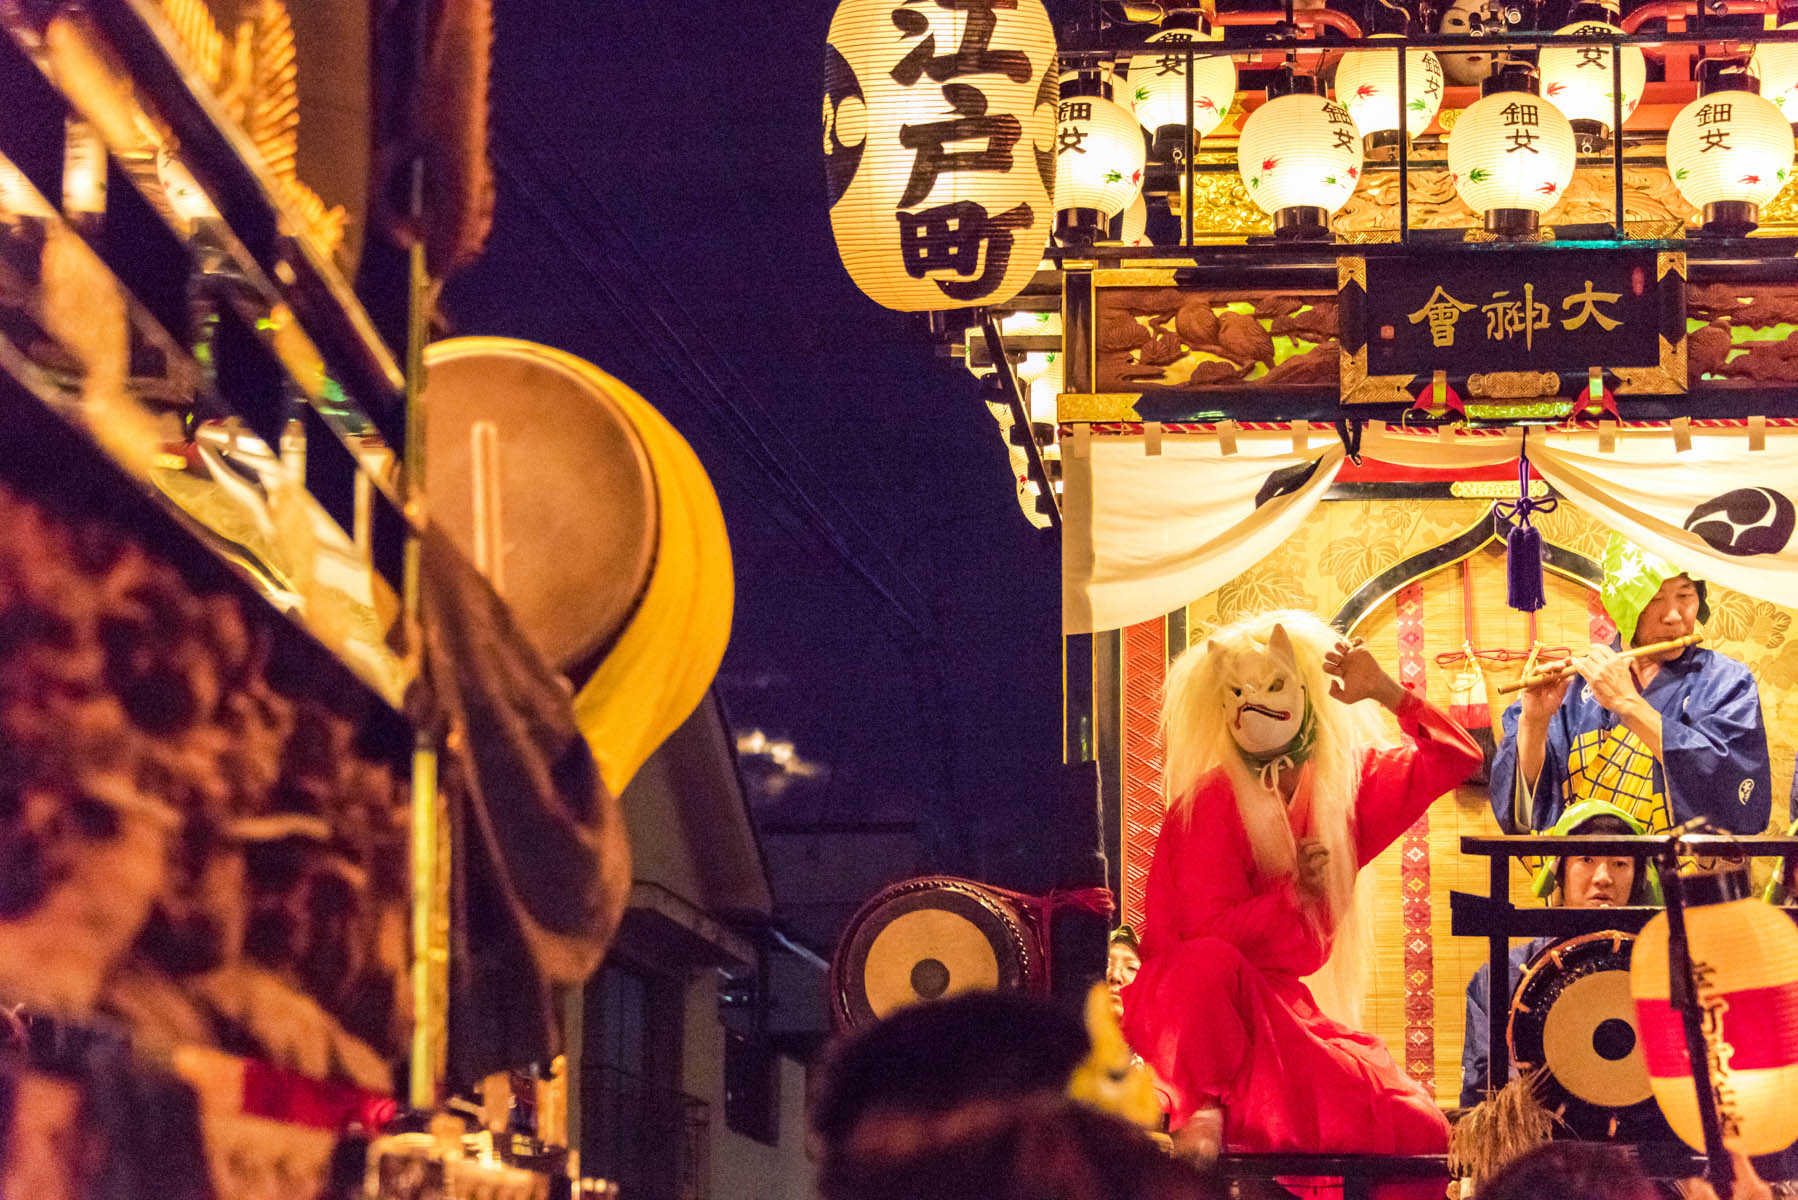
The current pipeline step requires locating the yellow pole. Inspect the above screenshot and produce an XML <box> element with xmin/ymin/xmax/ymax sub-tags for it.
<box><xmin>404</xmin><ymin>230</ymin><xmax>449</xmax><ymax>1110</ymax></box>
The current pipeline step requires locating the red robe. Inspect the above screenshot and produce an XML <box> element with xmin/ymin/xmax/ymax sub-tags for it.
<box><xmin>1122</xmin><ymin>691</ymin><xmax>1481</xmax><ymax>1156</ymax></box>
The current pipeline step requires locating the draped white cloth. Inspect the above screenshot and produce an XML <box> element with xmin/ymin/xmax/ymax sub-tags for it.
<box><xmin>1064</xmin><ymin>423</ymin><xmax>1798</xmax><ymax>634</ymax></box>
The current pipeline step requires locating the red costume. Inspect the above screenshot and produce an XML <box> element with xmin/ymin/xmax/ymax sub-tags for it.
<box><xmin>1122</xmin><ymin>690</ymin><xmax>1480</xmax><ymax>1155</ymax></box>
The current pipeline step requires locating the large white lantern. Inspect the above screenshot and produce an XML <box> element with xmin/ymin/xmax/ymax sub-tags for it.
<box><xmin>1237</xmin><ymin>79</ymin><xmax>1363</xmax><ymax>238</ymax></box>
<box><xmin>1055</xmin><ymin>88</ymin><xmax>1147</xmax><ymax>223</ymax></box>
<box><xmin>1116</xmin><ymin>192</ymin><xmax>1150</xmax><ymax>245</ymax></box>
<box><xmin>1667</xmin><ymin>84</ymin><xmax>1795</xmax><ymax>232</ymax></box>
<box><xmin>824</xmin><ymin>0</ymin><xmax>1057</xmax><ymax>311</ymax></box>
<box><xmin>1334</xmin><ymin>36</ymin><xmax>1444</xmax><ymax>158</ymax></box>
<box><xmin>1750</xmin><ymin>23</ymin><xmax>1798</xmax><ymax>120</ymax></box>
<box><xmin>1446</xmin><ymin>72</ymin><xmax>1577</xmax><ymax>236</ymax></box>
<box><xmin>1127</xmin><ymin>26</ymin><xmax>1238</xmax><ymax>157</ymax></box>
<box><xmin>1539</xmin><ymin>18</ymin><xmax>1645</xmax><ymax>151</ymax></box>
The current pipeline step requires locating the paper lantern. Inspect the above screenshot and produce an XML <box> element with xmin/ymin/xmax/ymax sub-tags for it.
<box><xmin>1667</xmin><ymin>87</ymin><xmax>1795</xmax><ymax>232</ymax></box>
<box><xmin>1446</xmin><ymin>76</ymin><xmax>1576</xmax><ymax>235</ymax></box>
<box><xmin>1116</xmin><ymin>192</ymin><xmax>1149</xmax><ymax>245</ymax></box>
<box><xmin>1539</xmin><ymin>20</ymin><xmax>1645</xmax><ymax>149</ymax></box>
<box><xmin>1751</xmin><ymin>23</ymin><xmax>1798</xmax><ymax>121</ymax></box>
<box><xmin>1334</xmin><ymin>37</ymin><xmax>1444</xmax><ymax>157</ymax></box>
<box><xmin>1127</xmin><ymin>27</ymin><xmax>1238</xmax><ymax>154</ymax></box>
<box><xmin>824</xmin><ymin>0</ymin><xmax>1057</xmax><ymax>311</ymax></box>
<box><xmin>1631</xmin><ymin>870</ymin><xmax>1798</xmax><ymax>1156</ymax></box>
<box><xmin>1237</xmin><ymin>81</ymin><xmax>1363</xmax><ymax>238</ymax></box>
<box><xmin>1055</xmin><ymin>93</ymin><xmax>1147</xmax><ymax>218</ymax></box>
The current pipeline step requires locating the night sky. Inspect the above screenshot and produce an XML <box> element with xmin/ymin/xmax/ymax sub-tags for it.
<box><xmin>448</xmin><ymin>2</ymin><xmax>1065</xmax><ymax>954</ymax></box>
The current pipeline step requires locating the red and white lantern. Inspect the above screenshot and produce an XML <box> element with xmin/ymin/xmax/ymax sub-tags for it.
<box><xmin>1631</xmin><ymin>870</ymin><xmax>1798</xmax><ymax>1156</ymax></box>
<box><xmin>824</xmin><ymin>0</ymin><xmax>1059</xmax><ymax>311</ymax></box>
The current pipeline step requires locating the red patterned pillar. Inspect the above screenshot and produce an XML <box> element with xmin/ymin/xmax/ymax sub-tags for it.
<box><xmin>1394</xmin><ymin>581</ymin><xmax>1436</xmax><ymax>1096</ymax></box>
<box><xmin>1121</xmin><ymin>618</ymin><xmax>1168</xmax><ymax>928</ymax></box>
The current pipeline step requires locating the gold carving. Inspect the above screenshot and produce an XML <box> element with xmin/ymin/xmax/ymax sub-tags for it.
<box><xmin>1165</xmin><ymin>154</ymin><xmax>1274</xmax><ymax>237</ymax></box>
<box><xmin>1657</xmin><ymin>251</ymin><xmax>1686</xmax><ymax>282</ymax></box>
<box><xmin>1338</xmin><ymin>256</ymin><xmax>1367</xmax><ymax>291</ymax></box>
<box><xmin>1466</xmin><ymin>400</ymin><xmax>1575</xmax><ymax>420</ymax></box>
<box><xmin>1762</xmin><ymin>172</ymin><xmax>1798</xmax><ymax>231</ymax></box>
<box><xmin>1339</xmin><ymin>344</ymin><xmax>1414</xmax><ymax>405</ymax></box>
<box><xmin>1332</xmin><ymin>163</ymin><xmax>1697</xmax><ymax>237</ymax></box>
<box><xmin>1467</xmin><ymin>370</ymin><xmax>1560</xmax><ymax>398</ymax></box>
<box><xmin>1436</xmin><ymin>109</ymin><xmax>1463</xmax><ymax>132</ymax></box>
<box><xmin>1451</xmin><ymin>479</ymin><xmax>1552</xmax><ymax>499</ymax></box>
<box><xmin>1058</xmin><ymin>392</ymin><xmax>1144</xmax><ymax>422</ymax></box>
<box><xmin>1613</xmin><ymin>335</ymin><xmax>1688</xmax><ymax>394</ymax></box>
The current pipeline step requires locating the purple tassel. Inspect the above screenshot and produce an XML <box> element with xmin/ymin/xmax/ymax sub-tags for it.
<box><xmin>1499</xmin><ymin>445</ymin><xmax>1554</xmax><ymax>614</ymax></box>
<box><xmin>1508</xmin><ymin>521</ymin><xmax>1546</xmax><ymax>612</ymax></box>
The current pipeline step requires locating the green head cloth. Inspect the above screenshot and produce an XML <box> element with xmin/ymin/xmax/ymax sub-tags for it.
<box><xmin>1600</xmin><ymin>533</ymin><xmax>1708</xmax><ymax>643</ymax></box>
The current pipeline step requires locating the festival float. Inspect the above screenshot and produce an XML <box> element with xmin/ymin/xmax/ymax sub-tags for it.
<box><xmin>824</xmin><ymin>0</ymin><xmax>1798</xmax><ymax>1193</ymax></box>
<box><xmin>0</xmin><ymin>2</ymin><xmax>733</xmax><ymax>1197</ymax></box>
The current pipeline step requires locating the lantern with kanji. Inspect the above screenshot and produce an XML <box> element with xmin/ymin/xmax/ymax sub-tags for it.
<box><xmin>1538</xmin><ymin>11</ymin><xmax>1645</xmax><ymax>153</ymax></box>
<box><xmin>1630</xmin><ymin>868</ymin><xmax>1798</xmax><ymax>1156</ymax></box>
<box><xmin>1446</xmin><ymin>63</ymin><xmax>1576</xmax><ymax>237</ymax></box>
<box><xmin>1334</xmin><ymin>35</ymin><xmax>1443</xmax><ymax>160</ymax></box>
<box><xmin>1054</xmin><ymin>79</ymin><xmax>1146</xmax><ymax>244</ymax></box>
<box><xmin>1237</xmin><ymin>71</ymin><xmax>1362</xmax><ymax>239</ymax></box>
<box><xmin>1127</xmin><ymin>24</ymin><xmax>1238</xmax><ymax>161</ymax></box>
<box><xmin>1667</xmin><ymin>73</ymin><xmax>1795</xmax><ymax>234</ymax></box>
<box><xmin>824</xmin><ymin>0</ymin><xmax>1058</xmax><ymax>311</ymax></box>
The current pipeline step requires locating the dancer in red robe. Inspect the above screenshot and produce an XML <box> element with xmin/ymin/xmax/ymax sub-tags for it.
<box><xmin>1121</xmin><ymin>612</ymin><xmax>1480</xmax><ymax>1167</ymax></box>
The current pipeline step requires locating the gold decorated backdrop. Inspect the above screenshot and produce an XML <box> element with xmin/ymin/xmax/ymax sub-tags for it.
<box><xmin>1175</xmin><ymin>497</ymin><xmax>1798</xmax><ymax>1101</ymax></box>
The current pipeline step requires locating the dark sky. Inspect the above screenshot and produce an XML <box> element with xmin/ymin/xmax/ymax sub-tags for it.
<box><xmin>447</xmin><ymin>2</ymin><xmax>1064</xmax><ymax>950</ymax></box>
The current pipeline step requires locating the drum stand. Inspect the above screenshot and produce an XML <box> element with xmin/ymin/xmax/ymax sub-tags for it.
<box><xmin>1456</xmin><ymin>829</ymin><xmax>1798</xmax><ymax>1191</ymax></box>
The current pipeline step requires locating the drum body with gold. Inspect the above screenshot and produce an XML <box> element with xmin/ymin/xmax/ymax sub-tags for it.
<box><xmin>829</xmin><ymin>877</ymin><xmax>1046</xmax><ymax>1032</ymax></box>
<box><xmin>1507</xmin><ymin>930</ymin><xmax>1670</xmax><ymax>1141</ymax></box>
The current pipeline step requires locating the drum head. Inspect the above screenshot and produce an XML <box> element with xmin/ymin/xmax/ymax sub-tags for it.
<box><xmin>1507</xmin><ymin>931</ymin><xmax>1667</xmax><ymax>1140</ymax></box>
<box><xmin>422</xmin><ymin>342</ymin><xmax>657</xmax><ymax>676</ymax></box>
<box><xmin>830</xmin><ymin>877</ymin><xmax>1043</xmax><ymax>1031</ymax></box>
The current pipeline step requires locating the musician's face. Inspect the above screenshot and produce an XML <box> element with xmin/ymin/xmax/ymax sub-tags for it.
<box><xmin>1632</xmin><ymin>575</ymin><xmax>1700</xmax><ymax>648</ymax></box>
<box><xmin>1563</xmin><ymin>855</ymin><xmax>1636</xmax><ymax>907</ymax></box>
<box><xmin>1106</xmin><ymin>942</ymin><xmax>1141</xmax><ymax>1020</ymax></box>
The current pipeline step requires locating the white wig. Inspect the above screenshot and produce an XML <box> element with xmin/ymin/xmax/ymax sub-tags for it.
<box><xmin>1161</xmin><ymin>609</ymin><xmax>1398</xmax><ymax>1022</ymax></box>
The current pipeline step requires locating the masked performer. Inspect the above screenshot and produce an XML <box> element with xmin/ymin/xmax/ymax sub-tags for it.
<box><xmin>1490</xmin><ymin>534</ymin><xmax>1771</xmax><ymax>836</ymax></box>
<box><xmin>1121</xmin><ymin>611</ymin><xmax>1481</xmax><ymax>1165</ymax></box>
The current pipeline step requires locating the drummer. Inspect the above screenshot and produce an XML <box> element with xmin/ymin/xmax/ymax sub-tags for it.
<box><xmin>1490</xmin><ymin>533</ymin><xmax>1772</xmax><ymax>837</ymax></box>
<box><xmin>1458</xmin><ymin>801</ymin><xmax>1658</xmax><ymax>1107</ymax></box>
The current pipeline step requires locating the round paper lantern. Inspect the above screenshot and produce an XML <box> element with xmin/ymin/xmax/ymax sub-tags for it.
<box><xmin>1055</xmin><ymin>91</ymin><xmax>1147</xmax><ymax>218</ymax></box>
<box><xmin>1667</xmin><ymin>86</ymin><xmax>1795</xmax><ymax>232</ymax></box>
<box><xmin>1127</xmin><ymin>27</ymin><xmax>1238</xmax><ymax>156</ymax></box>
<box><xmin>1237</xmin><ymin>80</ymin><xmax>1363</xmax><ymax>238</ymax></box>
<box><xmin>1334</xmin><ymin>36</ymin><xmax>1444</xmax><ymax>157</ymax></box>
<box><xmin>1446</xmin><ymin>73</ymin><xmax>1576</xmax><ymax>235</ymax></box>
<box><xmin>1630</xmin><ymin>869</ymin><xmax>1798</xmax><ymax>1156</ymax></box>
<box><xmin>824</xmin><ymin>0</ymin><xmax>1057</xmax><ymax>311</ymax></box>
<box><xmin>1539</xmin><ymin>19</ymin><xmax>1645</xmax><ymax>149</ymax></box>
<box><xmin>1750</xmin><ymin>23</ymin><xmax>1798</xmax><ymax>120</ymax></box>
<box><xmin>1116</xmin><ymin>192</ymin><xmax>1149</xmax><ymax>245</ymax></box>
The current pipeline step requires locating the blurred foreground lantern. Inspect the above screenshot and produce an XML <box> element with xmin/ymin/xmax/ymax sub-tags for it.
<box><xmin>1630</xmin><ymin>868</ymin><xmax>1798</xmax><ymax>1157</ymax></box>
<box><xmin>1127</xmin><ymin>23</ymin><xmax>1237</xmax><ymax>161</ymax></box>
<box><xmin>1055</xmin><ymin>78</ymin><xmax>1146</xmax><ymax>244</ymax></box>
<box><xmin>1237</xmin><ymin>71</ymin><xmax>1362</xmax><ymax>239</ymax></box>
<box><xmin>1538</xmin><ymin>8</ymin><xmax>1645</xmax><ymax>153</ymax></box>
<box><xmin>1667</xmin><ymin>72</ymin><xmax>1794</xmax><ymax>234</ymax></box>
<box><xmin>1751</xmin><ymin>23</ymin><xmax>1798</xmax><ymax>121</ymax></box>
<box><xmin>1446</xmin><ymin>63</ymin><xmax>1576</xmax><ymax>237</ymax></box>
<box><xmin>1334</xmin><ymin>35</ymin><xmax>1443</xmax><ymax>160</ymax></box>
<box><xmin>823</xmin><ymin>0</ymin><xmax>1058</xmax><ymax>311</ymax></box>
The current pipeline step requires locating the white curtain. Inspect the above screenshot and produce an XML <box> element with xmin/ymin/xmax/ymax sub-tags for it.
<box><xmin>1065</xmin><ymin>422</ymin><xmax>1798</xmax><ymax>635</ymax></box>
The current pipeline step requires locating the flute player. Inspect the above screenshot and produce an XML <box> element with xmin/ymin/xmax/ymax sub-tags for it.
<box><xmin>1491</xmin><ymin>533</ymin><xmax>1772</xmax><ymax>836</ymax></box>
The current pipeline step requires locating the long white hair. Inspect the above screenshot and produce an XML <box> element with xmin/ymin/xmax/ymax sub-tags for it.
<box><xmin>1161</xmin><ymin>610</ymin><xmax>1397</xmax><ymax>1023</ymax></box>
